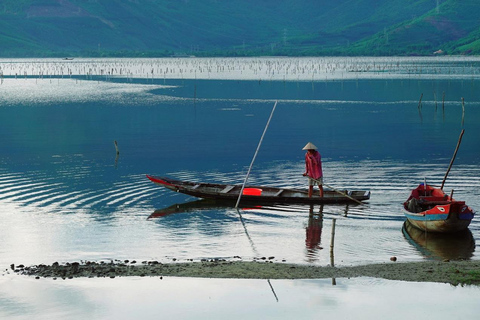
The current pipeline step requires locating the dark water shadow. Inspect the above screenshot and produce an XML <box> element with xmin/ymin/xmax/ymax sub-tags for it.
<box><xmin>402</xmin><ymin>220</ymin><xmax>475</xmax><ymax>261</ymax></box>
<box><xmin>148</xmin><ymin>199</ymin><xmax>352</xmax><ymax>220</ymax></box>
<box><xmin>147</xmin><ymin>199</ymin><xmax>225</xmax><ymax>219</ymax></box>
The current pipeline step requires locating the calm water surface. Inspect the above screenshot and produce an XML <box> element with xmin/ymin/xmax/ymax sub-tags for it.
<box><xmin>2</xmin><ymin>275</ymin><xmax>480</xmax><ymax>320</ymax></box>
<box><xmin>1</xmin><ymin>57</ymin><xmax>480</xmax><ymax>318</ymax></box>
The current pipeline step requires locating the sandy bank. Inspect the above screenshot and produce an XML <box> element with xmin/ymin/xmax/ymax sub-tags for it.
<box><xmin>8</xmin><ymin>259</ymin><xmax>480</xmax><ymax>286</ymax></box>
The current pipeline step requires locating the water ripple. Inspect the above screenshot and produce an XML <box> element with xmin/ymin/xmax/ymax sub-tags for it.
<box><xmin>1</xmin><ymin>159</ymin><xmax>478</xmax><ymax>266</ymax></box>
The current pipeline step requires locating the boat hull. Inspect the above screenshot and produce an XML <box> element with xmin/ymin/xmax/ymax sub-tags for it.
<box><xmin>403</xmin><ymin>183</ymin><xmax>475</xmax><ymax>233</ymax></box>
<box><xmin>403</xmin><ymin>211</ymin><xmax>473</xmax><ymax>233</ymax></box>
<box><xmin>147</xmin><ymin>175</ymin><xmax>370</xmax><ymax>205</ymax></box>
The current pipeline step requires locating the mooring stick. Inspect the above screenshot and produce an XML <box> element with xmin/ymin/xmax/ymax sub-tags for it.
<box><xmin>417</xmin><ymin>93</ymin><xmax>423</xmax><ymax>109</ymax></box>
<box><xmin>441</xmin><ymin>129</ymin><xmax>465</xmax><ymax>190</ymax></box>
<box><xmin>114</xmin><ymin>140</ymin><xmax>120</xmax><ymax>155</ymax></box>
<box><xmin>330</xmin><ymin>218</ymin><xmax>336</xmax><ymax>267</ymax></box>
<box><xmin>235</xmin><ymin>101</ymin><xmax>278</xmax><ymax>208</ymax></box>
<box><xmin>442</xmin><ymin>91</ymin><xmax>445</xmax><ymax>111</ymax></box>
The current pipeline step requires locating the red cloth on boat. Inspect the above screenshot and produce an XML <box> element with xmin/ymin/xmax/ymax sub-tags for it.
<box><xmin>304</xmin><ymin>150</ymin><xmax>323</xmax><ymax>180</ymax></box>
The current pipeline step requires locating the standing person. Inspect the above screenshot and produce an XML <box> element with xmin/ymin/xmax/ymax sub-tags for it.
<box><xmin>302</xmin><ymin>142</ymin><xmax>324</xmax><ymax>197</ymax></box>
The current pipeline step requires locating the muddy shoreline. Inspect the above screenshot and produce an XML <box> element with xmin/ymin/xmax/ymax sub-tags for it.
<box><xmin>7</xmin><ymin>259</ymin><xmax>480</xmax><ymax>286</ymax></box>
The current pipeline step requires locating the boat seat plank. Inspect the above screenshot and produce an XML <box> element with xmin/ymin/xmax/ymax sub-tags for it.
<box><xmin>191</xmin><ymin>184</ymin><xmax>202</xmax><ymax>190</ymax></box>
<box><xmin>221</xmin><ymin>185</ymin><xmax>235</xmax><ymax>193</ymax></box>
<box><xmin>420</xmin><ymin>200</ymin><xmax>450</xmax><ymax>205</ymax></box>
<box><xmin>420</xmin><ymin>196</ymin><xmax>447</xmax><ymax>202</ymax></box>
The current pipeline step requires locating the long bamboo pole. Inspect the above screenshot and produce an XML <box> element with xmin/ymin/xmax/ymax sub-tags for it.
<box><xmin>311</xmin><ymin>178</ymin><xmax>364</xmax><ymax>205</ymax></box>
<box><xmin>235</xmin><ymin>101</ymin><xmax>278</xmax><ymax>208</ymax></box>
<box><xmin>440</xmin><ymin>129</ymin><xmax>465</xmax><ymax>190</ymax></box>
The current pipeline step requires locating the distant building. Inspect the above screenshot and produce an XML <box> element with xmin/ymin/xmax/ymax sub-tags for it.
<box><xmin>433</xmin><ymin>50</ymin><xmax>445</xmax><ymax>55</ymax></box>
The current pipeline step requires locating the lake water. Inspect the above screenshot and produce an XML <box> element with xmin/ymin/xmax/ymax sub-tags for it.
<box><xmin>2</xmin><ymin>275</ymin><xmax>480</xmax><ymax>320</ymax></box>
<box><xmin>1</xmin><ymin>57</ymin><xmax>480</xmax><ymax>318</ymax></box>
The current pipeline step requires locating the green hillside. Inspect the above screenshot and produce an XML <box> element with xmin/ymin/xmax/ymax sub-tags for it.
<box><xmin>0</xmin><ymin>0</ymin><xmax>478</xmax><ymax>57</ymax></box>
<box><xmin>346</xmin><ymin>0</ymin><xmax>480</xmax><ymax>55</ymax></box>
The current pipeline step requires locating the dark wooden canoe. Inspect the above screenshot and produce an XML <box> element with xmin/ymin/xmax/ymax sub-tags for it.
<box><xmin>146</xmin><ymin>175</ymin><xmax>370</xmax><ymax>205</ymax></box>
<box><xmin>403</xmin><ymin>183</ymin><xmax>475</xmax><ymax>233</ymax></box>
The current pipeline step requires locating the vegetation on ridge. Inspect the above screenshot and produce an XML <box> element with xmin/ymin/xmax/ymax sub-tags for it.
<box><xmin>0</xmin><ymin>0</ymin><xmax>479</xmax><ymax>57</ymax></box>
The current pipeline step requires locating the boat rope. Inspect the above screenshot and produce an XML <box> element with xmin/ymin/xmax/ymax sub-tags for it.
<box><xmin>235</xmin><ymin>100</ymin><xmax>278</xmax><ymax>208</ymax></box>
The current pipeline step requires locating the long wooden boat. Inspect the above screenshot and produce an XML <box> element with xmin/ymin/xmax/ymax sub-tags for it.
<box><xmin>146</xmin><ymin>175</ymin><xmax>370</xmax><ymax>205</ymax></box>
<box><xmin>403</xmin><ymin>183</ymin><xmax>475</xmax><ymax>233</ymax></box>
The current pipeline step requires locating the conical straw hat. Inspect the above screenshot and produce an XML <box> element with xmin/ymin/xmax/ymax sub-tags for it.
<box><xmin>302</xmin><ymin>142</ymin><xmax>317</xmax><ymax>150</ymax></box>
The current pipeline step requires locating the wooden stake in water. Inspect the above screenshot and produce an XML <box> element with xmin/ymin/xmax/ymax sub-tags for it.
<box><xmin>235</xmin><ymin>101</ymin><xmax>278</xmax><ymax>208</ymax></box>
<box><xmin>330</xmin><ymin>218</ymin><xmax>337</xmax><ymax>267</ymax></box>
<box><xmin>114</xmin><ymin>140</ymin><xmax>120</xmax><ymax>169</ymax></box>
<box><xmin>114</xmin><ymin>140</ymin><xmax>120</xmax><ymax>155</ymax></box>
<box><xmin>194</xmin><ymin>85</ymin><xmax>197</xmax><ymax>105</ymax></box>
<box><xmin>417</xmin><ymin>93</ymin><xmax>423</xmax><ymax>109</ymax></box>
<box><xmin>442</xmin><ymin>91</ymin><xmax>445</xmax><ymax>111</ymax></box>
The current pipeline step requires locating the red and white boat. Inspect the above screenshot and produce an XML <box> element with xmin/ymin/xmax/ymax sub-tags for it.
<box><xmin>403</xmin><ymin>183</ymin><xmax>475</xmax><ymax>233</ymax></box>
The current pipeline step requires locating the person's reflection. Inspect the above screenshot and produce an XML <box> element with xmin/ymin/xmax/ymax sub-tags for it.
<box><xmin>306</xmin><ymin>205</ymin><xmax>324</xmax><ymax>261</ymax></box>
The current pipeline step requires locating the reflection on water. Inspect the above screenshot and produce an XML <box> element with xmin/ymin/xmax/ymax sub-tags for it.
<box><xmin>306</xmin><ymin>205</ymin><xmax>324</xmax><ymax>262</ymax></box>
<box><xmin>2</xmin><ymin>276</ymin><xmax>480</xmax><ymax>320</ymax></box>
<box><xmin>148</xmin><ymin>199</ymin><xmax>223</xmax><ymax>218</ymax></box>
<box><xmin>149</xmin><ymin>201</ymin><xmax>335</xmax><ymax>263</ymax></box>
<box><xmin>402</xmin><ymin>220</ymin><xmax>476</xmax><ymax>261</ymax></box>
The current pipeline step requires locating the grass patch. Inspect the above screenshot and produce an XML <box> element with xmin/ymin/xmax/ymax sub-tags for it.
<box><xmin>450</xmin><ymin>268</ymin><xmax>480</xmax><ymax>286</ymax></box>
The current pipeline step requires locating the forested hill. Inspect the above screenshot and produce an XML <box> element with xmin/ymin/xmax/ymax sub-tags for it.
<box><xmin>1</xmin><ymin>0</ymin><xmax>479</xmax><ymax>57</ymax></box>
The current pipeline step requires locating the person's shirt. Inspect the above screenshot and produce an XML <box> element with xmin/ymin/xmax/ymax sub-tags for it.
<box><xmin>305</xmin><ymin>151</ymin><xmax>323</xmax><ymax>179</ymax></box>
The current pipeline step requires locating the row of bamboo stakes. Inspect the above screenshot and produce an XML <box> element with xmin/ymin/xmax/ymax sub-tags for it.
<box><xmin>1</xmin><ymin>57</ymin><xmax>479</xmax><ymax>82</ymax></box>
